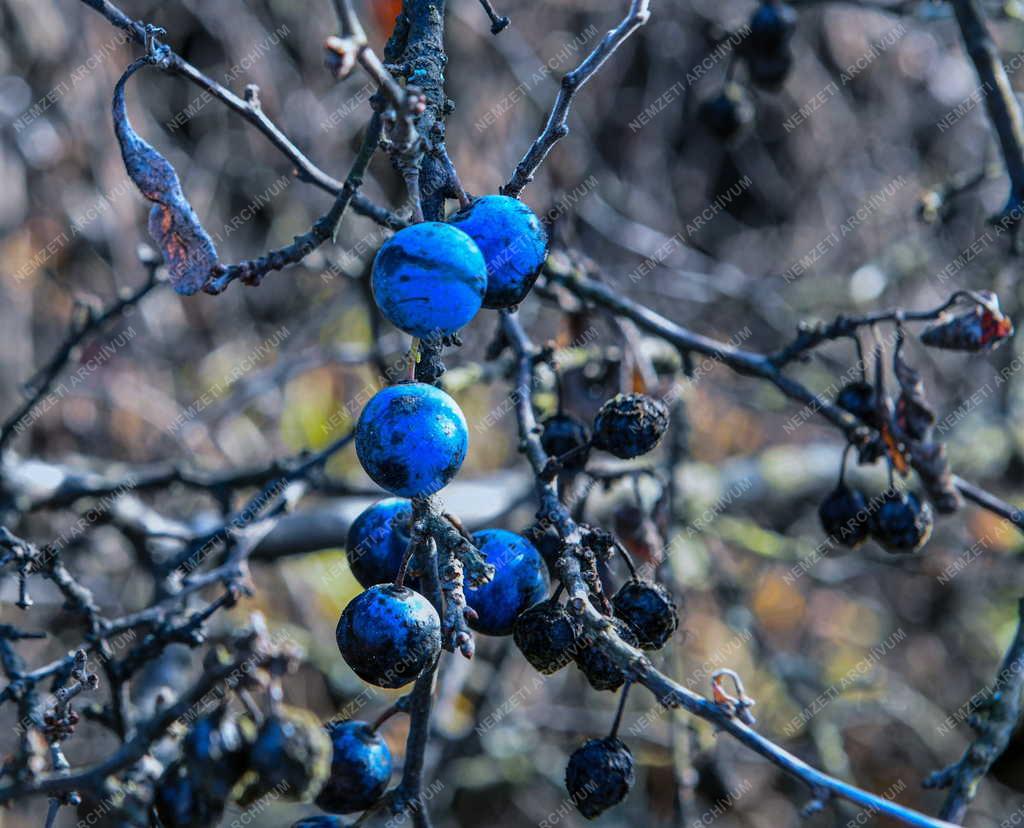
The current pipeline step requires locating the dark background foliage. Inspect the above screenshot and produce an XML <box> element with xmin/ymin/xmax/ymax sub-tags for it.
<box><xmin>1</xmin><ymin>0</ymin><xmax>1023</xmax><ymax>825</ymax></box>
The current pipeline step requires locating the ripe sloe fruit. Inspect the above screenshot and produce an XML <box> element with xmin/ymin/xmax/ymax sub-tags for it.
<box><xmin>465</xmin><ymin>529</ymin><xmax>549</xmax><ymax>636</ymax></box>
<box><xmin>155</xmin><ymin>761</ymin><xmax>225</xmax><ymax>827</ymax></box>
<box><xmin>371</xmin><ymin>222</ymin><xmax>486</xmax><ymax>338</ymax></box>
<box><xmin>355</xmin><ymin>383</ymin><xmax>468</xmax><ymax>498</ymax></box>
<box><xmin>872</xmin><ymin>490</ymin><xmax>933</xmax><ymax>553</ymax></box>
<box><xmin>449</xmin><ymin>194</ymin><xmax>548</xmax><ymax>308</ymax></box>
<box><xmin>315</xmin><ymin>721</ymin><xmax>392</xmax><ymax>814</ymax></box>
<box><xmin>745</xmin><ymin>1</ymin><xmax>797</xmax><ymax>53</ymax></box>
<box><xmin>346</xmin><ymin>499</ymin><xmax>413</xmax><ymax>588</ymax></box>
<box><xmin>698</xmin><ymin>84</ymin><xmax>755</xmax><ymax>142</ymax></box>
<box><xmin>337</xmin><ymin>584</ymin><xmax>441</xmax><ymax>688</ymax></box>
<box><xmin>818</xmin><ymin>484</ymin><xmax>872</xmax><ymax>548</ymax></box>
<box><xmin>540</xmin><ymin>413</ymin><xmax>591</xmax><ymax>470</ymax></box>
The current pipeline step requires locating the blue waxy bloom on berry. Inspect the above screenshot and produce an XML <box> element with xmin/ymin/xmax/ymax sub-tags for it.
<box><xmin>449</xmin><ymin>195</ymin><xmax>548</xmax><ymax>309</ymax></box>
<box><xmin>371</xmin><ymin>222</ymin><xmax>487</xmax><ymax>338</ymax></box>
<box><xmin>337</xmin><ymin>584</ymin><xmax>441</xmax><ymax>688</ymax></box>
<box><xmin>465</xmin><ymin>529</ymin><xmax>549</xmax><ymax>636</ymax></box>
<box><xmin>346</xmin><ymin>499</ymin><xmax>413</xmax><ymax>588</ymax></box>
<box><xmin>315</xmin><ymin>721</ymin><xmax>393</xmax><ymax>814</ymax></box>
<box><xmin>355</xmin><ymin>383</ymin><xmax>468</xmax><ymax>498</ymax></box>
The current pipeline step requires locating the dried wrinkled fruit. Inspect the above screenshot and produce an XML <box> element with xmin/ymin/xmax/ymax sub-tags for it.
<box><xmin>513</xmin><ymin>600</ymin><xmax>582</xmax><ymax>674</ymax></box>
<box><xmin>920</xmin><ymin>292</ymin><xmax>1014</xmax><ymax>352</ymax></box>
<box><xmin>591</xmin><ymin>393</ymin><xmax>669</xmax><ymax>459</ymax></box>
<box><xmin>611</xmin><ymin>580</ymin><xmax>679</xmax><ymax>650</ymax></box>
<box><xmin>565</xmin><ymin>737</ymin><xmax>635</xmax><ymax>818</ymax></box>
<box><xmin>574</xmin><ymin>618</ymin><xmax>639</xmax><ymax>692</ymax></box>
<box><xmin>113</xmin><ymin>59</ymin><xmax>219</xmax><ymax>295</ymax></box>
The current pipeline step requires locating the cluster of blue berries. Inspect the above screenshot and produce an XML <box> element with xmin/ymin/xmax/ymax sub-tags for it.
<box><xmin>324</xmin><ymin>194</ymin><xmax>680</xmax><ymax>821</ymax></box>
<box><xmin>370</xmin><ymin>194</ymin><xmax>548</xmax><ymax>342</ymax></box>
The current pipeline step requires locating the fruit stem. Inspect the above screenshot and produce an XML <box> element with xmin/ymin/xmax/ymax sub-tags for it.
<box><xmin>371</xmin><ymin>696</ymin><xmax>411</xmax><ymax>731</ymax></box>
<box><xmin>837</xmin><ymin>442</ymin><xmax>854</xmax><ymax>488</ymax></box>
<box><xmin>609</xmin><ymin>680</ymin><xmax>632</xmax><ymax>739</ymax></box>
<box><xmin>614</xmin><ymin>539</ymin><xmax>639</xmax><ymax>580</ymax></box>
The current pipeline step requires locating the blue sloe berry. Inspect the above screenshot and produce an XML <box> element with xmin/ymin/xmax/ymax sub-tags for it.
<box><xmin>449</xmin><ymin>194</ymin><xmax>548</xmax><ymax>309</ymax></box>
<box><xmin>336</xmin><ymin>584</ymin><xmax>441</xmax><ymax>688</ymax></box>
<box><xmin>346</xmin><ymin>499</ymin><xmax>413</xmax><ymax>588</ymax></box>
<box><xmin>371</xmin><ymin>222</ymin><xmax>486</xmax><ymax>338</ymax></box>
<box><xmin>355</xmin><ymin>383</ymin><xmax>468</xmax><ymax>498</ymax></box>
<box><xmin>315</xmin><ymin>721</ymin><xmax>392</xmax><ymax>814</ymax></box>
<box><xmin>464</xmin><ymin>529</ymin><xmax>549</xmax><ymax>636</ymax></box>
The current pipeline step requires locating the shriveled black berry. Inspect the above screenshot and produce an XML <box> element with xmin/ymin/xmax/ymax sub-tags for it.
<box><xmin>698</xmin><ymin>84</ymin><xmax>755</xmax><ymax>142</ymax></box>
<box><xmin>818</xmin><ymin>484</ymin><xmax>872</xmax><ymax>548</ymax></box>
<box><xmin>514</xmin><ymin>600</ymin><xmax>582</xmax><ymax>674</ymax></box>
<box><xmin>872</xmin><ymin>490</ymin><xmax>933</xmax><ymax>553</ymax></box>
<box><xmin>574</xmin><ymin>618</ymin><xmax>639</xmax><ymax>692</ymax></box>
<box><xmin>612</xmin><ymin>580</ymin><xmax>679</xmax><ymax>650</ymax></box>
<box><xmin>541</xmin><ymin>413</ymin><xmax>591</xmax><ymax>470</ymax></box>
<box><xmin>592</xmin><ymin>393</ymin><xmax>669</xmax><ymax>459</ymax></box>
<box><xmin>836</xmin><ymin>381</ymin><xmax>878</xmax><ymax>426</ymax></box>
<box><xmin>565</xmin><ymin>737</ymin><xmax>635</xmax><ymax>819</ymax></box>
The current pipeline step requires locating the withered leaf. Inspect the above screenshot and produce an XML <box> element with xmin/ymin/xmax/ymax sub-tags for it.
<box><xmin>893</xmin><ymin>338</ymin><xmax>936</xmax><ymax>442</ymax></box>
<box><xmin>912</xmin><ymin>441</ymin><xmax>961</xmax><ymax>514</ymax></box>
<box><xmin>113</xmin><ymin>59</ymin><xmax>219</xmax><ymax>295</ymax></box>
<box><xmin>920</xmin><ymin>291</ymin><xmax>1014</xmax><ymax>352</ymax></box>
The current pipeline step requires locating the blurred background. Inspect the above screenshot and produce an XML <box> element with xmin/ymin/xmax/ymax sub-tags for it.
<box><xmin>2</xmin><ymin>0</ymin><xmax>1024</xmax><ymax>825</ymax></box>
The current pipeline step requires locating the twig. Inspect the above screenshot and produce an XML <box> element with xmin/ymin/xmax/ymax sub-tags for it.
<box><xmin>76</xmin><ymin>0</ymin><xmax>404</xmax><ymax>230</ymax></box>
<box><xmin>949</xmin><ymin>0</ymin><xmax>1024</xmax><ymax>220</ymax></box>
<box><xmin>0</xmin><ymin>637</ymin><xmax>275</xmax><ymax>801</ymax></box>
<box><xmin>924</xmin><ymin>597</ymin><xmax>1024</xmax><ymax>823</ymax></box>
<box><xmin>548</xmin><ymin>264</ymin><xmax>1024</xmax><ymax>529</ymax></box>
<box><xmin>502</xmin><ymin>0</ymin><xmax>651</xmax><ymax>197</ymax></box>
<box><xmin>0</xmin><ymin>267</ymin><xmax>160</xmax><ymax>452</ymax></box>
<box><xmin>204</xmin><ymin>111</ymin><xmax>384</xmax><ymax>292</ymax></box>
<box><xmin>500</xmin><ymin>309</ymin><xmax>957</xmax><ymax>828</ymax></box>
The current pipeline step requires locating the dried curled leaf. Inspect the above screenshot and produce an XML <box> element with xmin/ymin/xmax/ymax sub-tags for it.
<box><xmin>912</xmin><ymin>441</ymin><xmax>961</xmax><ymax>514</ymax></box>
<box><xmin>920</xmin><ymin>291</ymin><xmax>1014</xmax><ymax>352</ymax></box>
<box><xmin>113</xmin><ymin>59</ymin><xmax>219</xmax><ymax>295</ymax></box>
<box><xmin>893</xmin><ymin>338</ymin><xmax>936</xmax><ymax>442</ymax></box>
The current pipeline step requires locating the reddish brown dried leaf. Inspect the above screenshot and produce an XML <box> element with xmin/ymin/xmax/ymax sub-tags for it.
<box><xmin>113</xmin><ymin>59</ymin><xmax>219</xmax><ymax>295</ymax></box>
